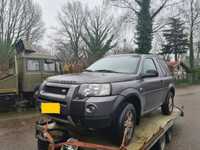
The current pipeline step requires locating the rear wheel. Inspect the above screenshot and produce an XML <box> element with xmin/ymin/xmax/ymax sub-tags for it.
<box><xmin>112</xmin><ymin>103</ymin><xmax>136</xmax><ymax>146</ymax></box>
<box><xmin>161</xmin><ymin>92</ymin><xmax>174</xmax><ymax>115</ymax></box>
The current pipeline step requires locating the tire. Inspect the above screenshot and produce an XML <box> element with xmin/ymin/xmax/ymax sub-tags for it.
<box><xmin>166</xmin><ymin>127</ymin><xmax>173</xmax><ymax>143</ymax></box>
<box><xmin>112</xmin><ymin>103</ymin><xmax>136</xmax><ymax>146</ymax></box>
<box><xmin>37</xmin><ymin>139</ymin><xmax>49</xmax><ymax>150</ymax></box>
<box><xmin>151</xmin><ymin>135</ymin><xmax>166</xmax><ymax>150</ymax></box>
<box><xmin>161</xmin><ymin>92</ymin><xmax>174</xmax><ymax>115</ymax></box>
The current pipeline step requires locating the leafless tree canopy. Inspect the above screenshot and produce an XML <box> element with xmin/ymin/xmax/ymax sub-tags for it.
<box><xmin>179</xmin><ymin>0</ymin><xmax>200</xmax><ymax>25</ymax></box>
<box><xmin>109</xmin><ymin>0</ymin><xmax>170</xmax><ymax>20</ymax></box>
<box><xmin>58</xmin><ymin>1</ymin><xmax>87</xmax><ymax>61</ymax></box>
<box><xmin>0</xmin><ymin>0</ymin><xmax>45</xmax><ymax>71</ymax></box>
<box><xmin>0</xmin><ymin>0</ymin><xmax>45</xmax><ymax>46</ymax></box>
<box><xmin>81</xmin><ymin>7</ymin><xmax>117</xmax><ymax>62</ymax></box>
<box><xmin>56</xmin><ymin>1</ymin><xmax>118</xmax><ymax>64</ymax></box>
<box><xmin>178</xmin><ymin>0</ymin><xmax>200</xmax><ymax>68</ymax></box>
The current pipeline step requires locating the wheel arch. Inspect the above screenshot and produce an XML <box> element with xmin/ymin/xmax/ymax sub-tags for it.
<box><xmin>168</xmin><ymin>83</ymin><xmax>175</xmax><ymax>96</ymax></box>
<box><xmin>113</xmin><ymin>88</ymin><xmax>143</xmax><ymax>124</ymax></box>
<box><xmin>124</xmin><ymin>94</ymin><xmax>142</xmax><ymax>124</ymax></box>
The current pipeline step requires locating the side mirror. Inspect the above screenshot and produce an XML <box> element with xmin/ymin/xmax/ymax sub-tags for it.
<box><xmin>141</xmin><ymin>70</ymin><xmax>158</xmax><ymax>78</ymax></box>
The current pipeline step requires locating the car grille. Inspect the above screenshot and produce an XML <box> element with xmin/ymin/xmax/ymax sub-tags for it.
<box><xmin>44</xmin><ymin>85</ymin><xmax>69</xmax><ymax>96</ymax></box>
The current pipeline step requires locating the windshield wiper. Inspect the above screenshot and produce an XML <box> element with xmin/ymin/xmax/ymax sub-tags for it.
<box><xmin>93</xmin><ymin>69</ymin><xmax>119</xmax><ymax>73</ymax></box>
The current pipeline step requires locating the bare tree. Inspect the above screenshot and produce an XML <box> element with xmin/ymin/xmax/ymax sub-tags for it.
<box><xmin>23</xmin><ymin>1</ymin><xmax>45</xmax><ymax>46</ymax></box>
<box><xmin>197</xmin><ymin>41</ymin><xmax>200</xmax><ymax>59</ymax></box>
<box><xmin>0</xmin><ymin>0</ymin><xmax>44</xmax><ymax>46</ymax></box>
<box><xmin>58</xmin><ymin>1</ymin><xmax>87</xmax><ymax>61</ymax></box>
<box><xmin>81</xmin><ymin>7</ymin><xmax>117</xmax><ymax>63</ymax></box>
<box><xmin>108</xmin><ymin>0</ymin><xmax>174</xmax><ymax>53</ymax></box>
<box><xmin>54</xmin><ymin>37</ymin><xmax>75</xmax><ymax>64</ymax></box>
<box><xmin>0</xmin><ymin>0</ymin><xmax>44</xmax><ymax>70</ymax></box>
<box><xmin>179</xmin><ymin>0</ymin><xmax>200</xmax><ymax>69</ymax></box>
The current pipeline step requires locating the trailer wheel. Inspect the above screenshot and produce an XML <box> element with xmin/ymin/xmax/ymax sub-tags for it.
<box><xmin>152</xmin><ymin>135</ymin><xmax>166</xmax><ymax>150</ymax></box>
<box><xmin>166</xmin><ymin>128</ymin><xmax>173</xmax><ymax>143</ymax></box>
<box><xmin>161</xmin><ymin>92</ymin><xmax>174</xmax><ymax>115</ymax></box>
<box><xmin>37</xmin><ymin>139</ymin><xmax>49</xmax><ymax>150</ymax></box>
<box><xmin>112</xmin><ymin>103</ymin><xmax>136</xmax><ymax>146</ymax></box>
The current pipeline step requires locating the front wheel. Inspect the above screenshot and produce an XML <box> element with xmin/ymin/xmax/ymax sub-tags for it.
<box><xmin>112</xmin><ymin>103</ymin><xmax>136</xmax><ymax>146</ymax></box>
<box><xmin>161</xmin><ymin>92</ymin><xmax>174</xmax><ymax>115</ymax></box>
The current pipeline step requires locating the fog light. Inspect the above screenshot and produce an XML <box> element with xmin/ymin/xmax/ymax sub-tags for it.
<box><xmin>86</xmin><ymin>104</ymin><xmax>97</xmax><ymax>113</ymax></box>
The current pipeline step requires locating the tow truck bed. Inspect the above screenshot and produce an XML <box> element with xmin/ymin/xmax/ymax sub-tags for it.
<box><xmin>127</xmin><ymin>108</ymin><xmax>182</xmax><ymax>150</ymax></box>
<box><xmin>36</xmin><ymin>107</ymin><xmax>183</xmax><ymax>150</ymax></box>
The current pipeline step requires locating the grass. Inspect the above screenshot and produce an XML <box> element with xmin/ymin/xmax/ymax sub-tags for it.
<box><xmin>176</xmin><ymin>79</ymin><xmax>200</xmax><ymax>87</ymax></box>
<box><xmin>0</xmin><ymin>108</ymin><xmax>40</xmax><ymax>121</ymax></box>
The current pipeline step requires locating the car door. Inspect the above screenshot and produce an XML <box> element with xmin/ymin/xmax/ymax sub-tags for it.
<box><xmin>140</xmin><ymin>58</ymin><xmax>163</xmax><ymax>112</ymax></box>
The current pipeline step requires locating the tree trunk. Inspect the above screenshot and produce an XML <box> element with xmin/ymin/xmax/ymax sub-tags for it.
<box><xmin>135</xmin><ymin>0</ymin><xmax>153</xmax><ymax>54</ymax></box>
<box><xmin>189</xmin><ymin>27</ymin><xmax>195</xmax><ymax>82</ymax></box>
<box><xmin>197</xmin><ymin>42</ymin><xmax>200</xmax><ymax>59</ymax></box>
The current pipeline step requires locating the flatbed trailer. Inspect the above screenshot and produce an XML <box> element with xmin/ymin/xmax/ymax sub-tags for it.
<box><xmin>35</xmin><ymin>107</ymin><xmax>183</xmax><ymax>150</ymax></box>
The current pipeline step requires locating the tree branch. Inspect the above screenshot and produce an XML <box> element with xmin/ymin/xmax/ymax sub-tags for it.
<box><xmin>151</xmin><ymin>0</ymin><xmax>169</xmax><ymax>19</ymax></box>
<box><xmin>111</xmin><ymin>0</ymin><xmax>139</xmax><ymax>14</ymax></box>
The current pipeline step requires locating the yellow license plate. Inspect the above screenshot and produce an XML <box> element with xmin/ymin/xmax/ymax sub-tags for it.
<box><xmin>41</xmin><ymin>103</ymin><xmax>61</xmax><ymax>114</ymax></box>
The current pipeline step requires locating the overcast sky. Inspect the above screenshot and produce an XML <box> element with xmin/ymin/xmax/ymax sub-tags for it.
<box><xmin>34</xmin><ymin>0</ymin><xmax>103</xmax><ymax>48</ymax></box>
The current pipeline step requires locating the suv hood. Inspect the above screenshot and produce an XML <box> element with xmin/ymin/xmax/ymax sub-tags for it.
<box><xmin>46</xmin><ymin>72</ymin><xmax>138</xmax><ymax>84</ymax></box>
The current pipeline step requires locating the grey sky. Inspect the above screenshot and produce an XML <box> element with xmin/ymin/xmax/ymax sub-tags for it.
<box><xmin>34</xmin><ymin>0</ymin><xmax>103</xmax><ymax>48</ymax></box>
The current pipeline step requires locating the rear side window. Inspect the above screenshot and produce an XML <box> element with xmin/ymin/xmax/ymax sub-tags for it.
<box><xmin>159</xmin><ymin>59</ymin><xmax>171</xmax><ymax>76</ymax></box>
<box><xmin>27</xmin><ymin>59</ymin><xmax>40</xmax><ymax>71</ymax></box>
<box><xmin>142</xmin><ymin>58</ymin><xmax>157</xmax><ymax>74</ymax></box>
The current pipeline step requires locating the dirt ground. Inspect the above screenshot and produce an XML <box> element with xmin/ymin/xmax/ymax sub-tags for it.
<box><xmin>1</xmin><ymin>85</ymin><xmax>200</xmax><ymax>150</ymax></box>
<box><xmin>0</xmin><ymin>112</ymin><xmax>39</xmax><ymax>150</ymax></box>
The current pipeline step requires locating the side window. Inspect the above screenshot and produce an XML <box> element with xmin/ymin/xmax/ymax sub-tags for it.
<box><xmin>142</xmin><ymin>58</ymin><xmax>157</xmax><ymax>74</ymax></box>
<box><xmin>27</xmin><ymin>59</ymin><xmax>40</xmax><ymax>72</ymax></box>
<box><xmin>160</xmin><ymin>59</ymin><xmax>171</xmax><ymax>75</ymax></box>
<box><xmin>43</xmin><ymin>60</ymin><xmax>55</xmax><ymax>72</ymax></box>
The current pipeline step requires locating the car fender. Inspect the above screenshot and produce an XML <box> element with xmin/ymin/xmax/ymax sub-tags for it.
<box><xmin>161</xmin><ymin>83</ymin><xmax>175</xmax><ymax>104</ymax></box>
<box><xmin>112</xmin><ymin>88</ymin><xmax>144</xmax><ymax>118</ymax></box>
<box><xmin>168</xmin><ymin>83</ymin><xmax>175</xmax><ymax>95</ymax></box>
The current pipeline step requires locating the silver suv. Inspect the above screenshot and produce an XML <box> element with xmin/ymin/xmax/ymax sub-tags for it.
<box><xmin>37</xmin><ymin>54</ymin><xmax>175</xmax><ymax>145</ymax></box>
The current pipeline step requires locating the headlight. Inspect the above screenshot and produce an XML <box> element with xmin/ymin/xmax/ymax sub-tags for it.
<box><xmin>78</xmin><ymin>84</ymin><xmax>111</xmax><ymax>97</ymax></box>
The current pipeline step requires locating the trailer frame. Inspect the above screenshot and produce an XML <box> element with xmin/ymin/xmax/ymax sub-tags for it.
<box><xmin>35</xmin><ymin>106</ymin><xmax>184</xmax><ymax>150</ymax></box>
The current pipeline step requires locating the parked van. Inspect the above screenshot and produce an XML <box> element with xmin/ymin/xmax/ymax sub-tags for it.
<box><xmin>0</xmin><ymin>41</ymin><xmax>62</xmax><ymax>109</ymax></box>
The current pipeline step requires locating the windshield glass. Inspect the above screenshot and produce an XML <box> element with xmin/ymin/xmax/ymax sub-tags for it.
<box><xmin>86</xmin><ymin>56</ymin><xmax>140</xmax><ymax>74</ymax></box>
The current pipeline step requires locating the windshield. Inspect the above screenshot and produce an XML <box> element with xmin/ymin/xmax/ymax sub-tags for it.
<box><xmin>86</xmin><ymin>56</ymin><xmax>140</xmax><ymax>74</ymax></box>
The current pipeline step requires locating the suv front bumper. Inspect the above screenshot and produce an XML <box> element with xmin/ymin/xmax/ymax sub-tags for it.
<box><xmin>70</xmin><ymin>96</ymin><xmax>118</xmax><ymax>128</ymax></box>
<box><xmin>38</xmin><ymin>95</ymin><xmax>118</xmax><ymax>129</ymax></box>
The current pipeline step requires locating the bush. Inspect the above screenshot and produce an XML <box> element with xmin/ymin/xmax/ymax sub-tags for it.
<box><xmin>175</xmin><ymin>79</ymin><xmax>191</xmax><ymax>86</ymax></box>
<box><xmin>191</xmin><ymin>68</ymin><xmax>200</xmax><ymax>82</ymax></box>
<box><xmin>176</xmin><ymin>68</ymin><xmax>200</xmax><ymax>85</ymax></box>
